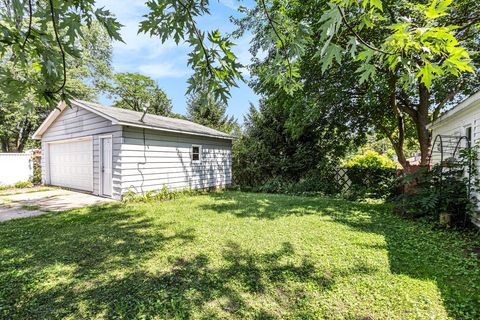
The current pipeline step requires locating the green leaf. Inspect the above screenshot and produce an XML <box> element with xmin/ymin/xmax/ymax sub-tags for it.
<box><xmin>320</xmin><ymin>43</ymin><xmax>343</xmax><ymax>73</ymax></box>
<box><xmin>416</xmin><ymin>62</ymin><xmax>443</xmax><ymax>87</ymax></box>
<box><xmin>356</xmin><ymin>63</ymin><xmax>376</xmax><ymax>84</ymax></box>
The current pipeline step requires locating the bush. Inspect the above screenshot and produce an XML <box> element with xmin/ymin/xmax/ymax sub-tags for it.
<box><xmin>344</xmin><ymin>150</ymin><xmax>396</xmax><ymax>169</ymax></box>
<box><xmin>31</xmin><ymin>150</ymin><xmax>42</xmax><ymax>184</ymax></box>
<box><xmin>14</xmin><ymin>181</ymin><xmax>34</xmax><ymax>189</ymax></box>
<box><xmin>238</xmin><ymin>169</ymin><xmax>341</xmax><ymax>196</ymax></box>
<box><xmin>394</xmin><ymin>147</ymin><xmax>478</xmax><ymax>228</ymax></box>
<box><xmin>343</xmin><ymin>166</ymin><xmax>398</xmax><ymax>199</ymax></box>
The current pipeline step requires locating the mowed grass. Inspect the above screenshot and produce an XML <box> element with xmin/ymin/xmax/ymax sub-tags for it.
<box><xmin>0</xmin><ymin>192</ymin><xmax>479</xmax><ymax>319</ymax></box>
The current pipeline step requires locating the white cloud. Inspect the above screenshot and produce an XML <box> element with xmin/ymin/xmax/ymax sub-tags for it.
<box><xmin>219</xmin><ymin>0</ymin><xmax>240</xmax><ymax>10</ymax></box>
<box><xmin>97</xmin><ymin>1</ymin><xmax>185</xmax><ymax>55</ymax></box>
<box><xmin>138</xmin><ymin>63</ymin><xmax>191</xmax><ymax>78</ymax></box>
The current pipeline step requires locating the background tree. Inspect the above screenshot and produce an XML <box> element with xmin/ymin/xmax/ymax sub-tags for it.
<box><xmin>186</xmin><ymin>90</ymin><xmax>239</xmax><ymax>134</ymax></box>
<box><xmin>0</xmin><ymin>22</ymin><xmax>113</xmax><ymax>152</ymax></box>
<box><xmin>103</xmin><ymin>72</ymin><xmax>173</xmax><ymax>116</ymax></box>
<box><xmin>233</xmin><ymin>82</ymin><xmax>368</xmax><ymax>189</ymax></box>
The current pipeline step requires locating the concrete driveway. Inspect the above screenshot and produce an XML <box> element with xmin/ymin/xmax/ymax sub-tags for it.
<box><xmin>0</xmin><ymin>188</ymin><xmax>115</xmax><ymax>222</ymax></box>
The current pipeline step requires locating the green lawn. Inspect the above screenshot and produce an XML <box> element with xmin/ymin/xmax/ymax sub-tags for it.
<box><xmin>0</xmin><ymin>192</ymin><xmax>479</xmax><ymax>319</ymax></box>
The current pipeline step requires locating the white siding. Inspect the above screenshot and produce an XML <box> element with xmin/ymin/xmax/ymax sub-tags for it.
<box><xmin>431</xmin><ymin>105</ymin><xmax>480</xmax><ymax>144</ymax></box>
<box><xmin>118</xmin><ymin>126</ymin><xmax>232</xmax><ymax>194</ymax></box>
<box><xmin>431</xmin><ymin>100</ymin><xmax>480</xmax><ymax>226</ymax></box>
<box><xmin>41</xmin><ymin>105</ymin><xmax>123</xmax><ymax>199</ymax></box>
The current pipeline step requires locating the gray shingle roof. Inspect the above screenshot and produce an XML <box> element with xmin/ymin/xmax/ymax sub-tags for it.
<box><xmin>74</xmin><ymin>100</ymin><xmax>233</xmax><ymax>140</ymax></box>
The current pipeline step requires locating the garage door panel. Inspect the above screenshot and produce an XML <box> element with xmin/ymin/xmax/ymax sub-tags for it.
<box><xmin>49</xmin><ymin>139</ymin><xmax>93</xmax><ymax>191</ymax></box>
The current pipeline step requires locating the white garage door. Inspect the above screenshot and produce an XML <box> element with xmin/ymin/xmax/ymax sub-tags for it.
<box><xmin>49</xmin><ymin>139</ymin><xmax>93</xmax><ymax>191</ymax></box>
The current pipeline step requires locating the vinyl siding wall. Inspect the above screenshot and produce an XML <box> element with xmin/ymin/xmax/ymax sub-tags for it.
<box><xmin>431</xmin><ymin>107</ymin><xmax>480</xmax><ymax>144</ymax></box>
<box><xmin>431</xmin><ymin>101</ymin><xmax>480</xmax><ymax>226</ymax></box>
<box><xmin>41</xmin><ymin>105</ymin><xmax>123</xmax><ymax>199</ymax></box>
<box><xmin>118</xmin><ymin>126</ymin><xmax>232</xmax><ymax>195</ymax></box>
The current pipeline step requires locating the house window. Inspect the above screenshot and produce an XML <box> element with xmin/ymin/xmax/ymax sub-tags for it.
<box><xmin>192</xmin><ymin>145</ymin><xmax>201</xmax><ymax>162</ymax></box>
<box><xmin>465</xmin><ymin>126</ymin><xmax>472</xmax><ymax>146</ymax></box>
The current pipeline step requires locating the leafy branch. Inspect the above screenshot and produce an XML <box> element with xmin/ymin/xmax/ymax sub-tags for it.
<box><xmin>336</xmin><ymin>5</ymin><xmax>394</xmax><ymax>56</ymax></box>
<box><xmin>21</xmin><ymin>0</ymin><xmax>33</xmax><ymax>49</ymax></box>
<box><xmin>46</xmin><ymin>0</ymin><xmax>67</xmax><ymax>95</ymax></box>
<box><xmin>176</xmin><ymin>0</ymin><xmax>215</xmax><ymax>79</ymax></box>
<box><xmin>259</xmin><ymin>0</ymin><xmax>293</xmax><ymax>79</ymax></box>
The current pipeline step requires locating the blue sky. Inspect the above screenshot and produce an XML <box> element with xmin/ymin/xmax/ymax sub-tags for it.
<box><xmin>96</xmin><ymin>0</ymin><xmax>258</xmax><ymax>123</ymax></box>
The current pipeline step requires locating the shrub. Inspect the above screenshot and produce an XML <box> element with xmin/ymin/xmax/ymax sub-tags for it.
<box><xmin>344</xmin><ymin>150</ymin><xmax>396</xmax><ymax>169</ymax></box>
<box><xmin>14</xmin><ymin>181</ymin><xmax>34</xmax><ymax>189</ymax></box>
<box><xmin>343</xmin><ymin>166</ymin><xmax>398</xmax><ymax>199</ymax></box>
<box><xmin>31</xmin><ymin>150</ymin><xmax>42</xmax><ymax>184</ymax></box>
<box><xmin>394</xmin><ymin>147</ymin><xmax>478</xmax><ymax>228</ymax></box>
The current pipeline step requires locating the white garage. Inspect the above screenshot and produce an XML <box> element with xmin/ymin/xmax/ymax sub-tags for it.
<box><xmin>48</xmin><ymin>138</ymin><xmax>93</xmax><ymax>192</ymax></box>
<box><xmin>33</xmin><ymin>100</ymin><xmax>233</xmax><ymax>200</ymax></box>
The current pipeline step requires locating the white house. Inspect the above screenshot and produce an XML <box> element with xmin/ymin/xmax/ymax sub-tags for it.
<box><xmin>429</xmin><ymin>91</ymin><xmax>480</xmax><ymax>227</ymax></box>
<box><xmin>429</xmin><ymin>91</ymin><xmax>480</xmax><ymax>144</ymax></box>
<box><xmin>33</xmin><ymin>100</ymin><xmax>233</xmax><ymax>200</ymax></box>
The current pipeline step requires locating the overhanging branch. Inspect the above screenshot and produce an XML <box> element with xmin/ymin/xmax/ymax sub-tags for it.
<box><xmin>337</xmin><ymin>5</ymin><xmax>395</xmax><ymax>56</ymax></box>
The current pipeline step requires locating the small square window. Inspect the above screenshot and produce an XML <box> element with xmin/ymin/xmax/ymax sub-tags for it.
<box><xmin>192</xmin><ymin>145</ymin><xmax>201</xmax><ymax>162</ymax></box>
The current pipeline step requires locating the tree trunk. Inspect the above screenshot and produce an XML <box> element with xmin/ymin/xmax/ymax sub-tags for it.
<box><xmin>417</xmin><ymin>83</ymin><xmax>432</xmax><ymax>166</ymax></box>
<box><xmin>387</xmin><ymin>73</ymin><xmax>410</xmax><ymax>169</ymax></box>
<box><xmin>1</xmin><ymin>137</ymin><xmax>9</xmax><ymax>152</ymax></box>
<box><xmin>15</xmin><ymin>118</ymin><xmax>33</xmax><ymax>153</ymax></box>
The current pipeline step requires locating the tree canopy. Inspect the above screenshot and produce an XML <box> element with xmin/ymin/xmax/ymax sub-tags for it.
<box><xmin>103</xmin><ymin>72</ymin><xmax>173</xmax><ymax>116</ymax></box>
<box><xmin>235</xmin><ymin>0</ymin><xmax>479</xmax><ymax>167</ymax></box>
<box><xmin>0</xmin><ymin>21</ymin><xmax>113</xmax><ymax>152</ymax></box>
<box><xmin>186</xmin><ymin>90</ymin><xmax>239</xmax><ymax>134</ymax></box>
<box><xmin>0</xmin><ymin>0</ymin><xmax>122</xmax><ymax>106</ymax></box>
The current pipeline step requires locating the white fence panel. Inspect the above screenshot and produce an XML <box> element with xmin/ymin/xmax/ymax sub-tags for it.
<box><xmin>0</xmin><ymin>153</ymin><xmax>33</xmax><ymax>185</ymax></box>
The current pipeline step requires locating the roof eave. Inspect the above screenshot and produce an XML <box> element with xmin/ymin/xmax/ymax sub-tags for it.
<box><xmin>32</xmin><ymin>101</ymin><xmax>67</xmax><ymax>139</ymax></box>
<box><xmin>429</xmin><ymin>91</ymin><xmax>480</xmax><ymax>129</ymax></box>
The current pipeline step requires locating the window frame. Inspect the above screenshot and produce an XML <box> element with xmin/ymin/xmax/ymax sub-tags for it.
<box><xmin>465</xmin><ymin>125</ymin><xmax>473</xmax><ymax>146</ymax></box>
<box><xmin>191</xmin><ymin>144</ymin><xmax>202</xmax><ymax>163</ymax></box>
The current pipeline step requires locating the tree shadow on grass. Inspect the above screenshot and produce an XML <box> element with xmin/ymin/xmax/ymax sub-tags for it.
<box><xmin>0</xmin><ymin>203</ymin><xmax>196</xmax><ymax>318</ymax></box>
<box><xmin>201</xmin><ymin>192</ymin><xmax>480</xmax><ymax>319</ymax></box>
<box><xmin>17</xmin><ymin>239</ymin><xmax>376</xmax><ymax>319</ymax></box>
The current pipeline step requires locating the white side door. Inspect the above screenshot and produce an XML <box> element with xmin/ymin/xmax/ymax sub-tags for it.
<box><xmin>101</xmin><ymin>136</ymin><xmax>113</xmax><ymax>196</ymax></box>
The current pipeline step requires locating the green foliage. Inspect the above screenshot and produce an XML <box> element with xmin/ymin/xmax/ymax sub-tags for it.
<box><xmin>139</xmin><ymin>0</ymin><xmax>243</xmax><ymax>104</ymax></box>
<box><xmin>233</xmin><ymin>96</ymin><xmax>365</xmax><ymax>191</ymax></box>
<box><xmin>102</xmin><ymin>72</ymin><xmax>173</xmax><ymax>116</ymax></box>
<box><xmin>0</xmin><ymin>22</ymin><xmax>113</xmax><ymax>152</ymax></box>
<box><xmin>0</xmin><ymin>0</ymin><xmax>122</xmax><ymax>105</ymax></box>
<box><xmin>342</xmin><ymin>166</ymin><xmax>398</xmax><ymax>200</ymax></box>
<box><xmin>1</xmin><ymin>192</ymin><xmax>479</xmax><ymax>318</ymax></box>
<box><xmin>395</xmin><ymin>146</ymin><xmax>479</xmax><ymax>227</ymax></box>
<box><xmin>246</xmin><ymin>171</ymin><xmax>339</xmax><ymax>196</ymax></box>
<box><xmin>317</xmin><ymin>0</ymin><xmax>475</xmax><ymax>90</ymax></box>
<box><xmin>235</xmin><ymin>0</ymin><xmax>480</xmax><ymax>167</ymax></box>
<box><xmin>122</xmin><ymin>185</ymin><xmax>207</xmax><ymax>203</ymax></box>
<box><xmin>13</xmin><ymin>181</ymin><xmax>33</xmax><ymax>189</ymax></box>
<box><xmin>344</xmin><ymin>150</ymin><xmax>397</xmax><ymax>169</ymax></box>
